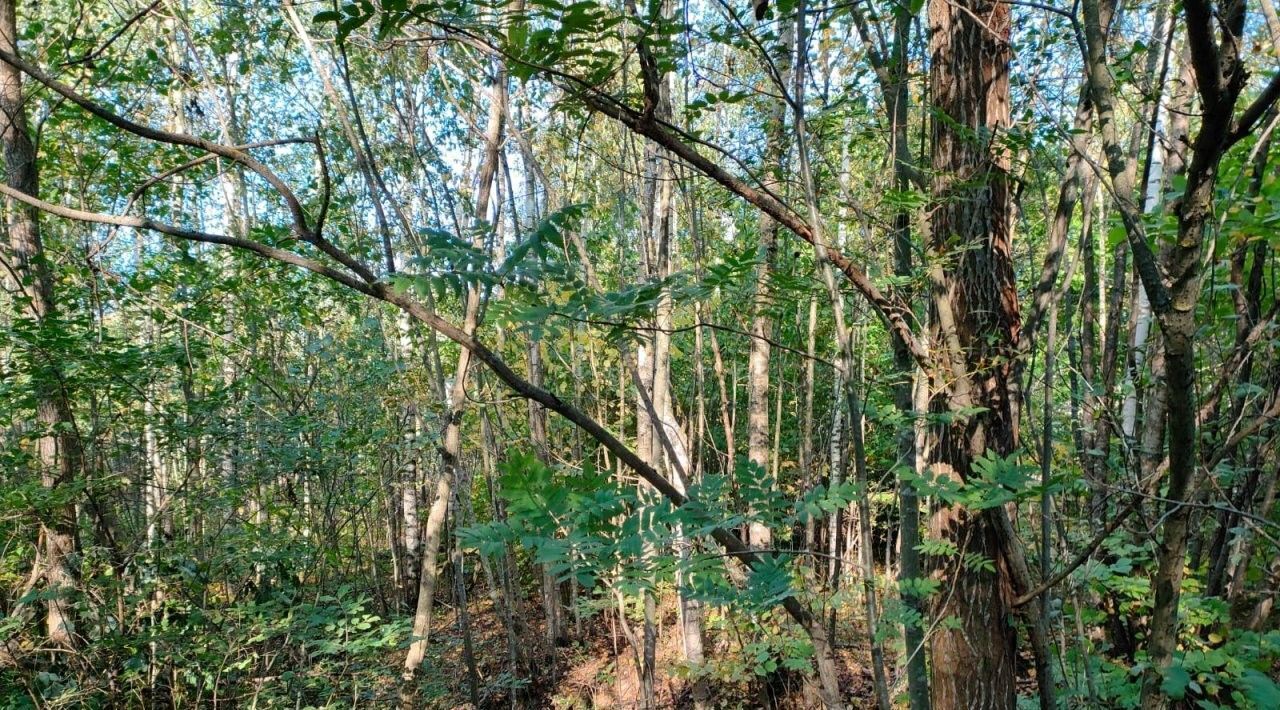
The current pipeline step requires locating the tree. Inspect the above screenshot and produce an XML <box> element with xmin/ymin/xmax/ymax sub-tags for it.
<box><xmin>0</xmin><ymin>0</ymin><xmax>80</xmax><ymax>651</ymax></box>
<box><xmin>922</xmin><ymin>0</ymin><xmax>1021</xmax><ymax>703</ymax></box>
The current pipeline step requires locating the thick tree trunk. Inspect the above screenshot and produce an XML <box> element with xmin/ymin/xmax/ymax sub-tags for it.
<box><xmin>0</xmin><ymin>0</ymin><xmax>81</xmax><ymax>649</ymax></box>
<box><xmin>926</xmin><ymin>0</ymin><xmax>1021</xmax><ymax>705</ymax></box>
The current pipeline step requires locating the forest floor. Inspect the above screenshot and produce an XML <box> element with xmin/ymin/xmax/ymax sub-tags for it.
<box><xmin>411</xmin><ymin>593</ymin><xmax>884</xmax><ymax>709</ymax></box>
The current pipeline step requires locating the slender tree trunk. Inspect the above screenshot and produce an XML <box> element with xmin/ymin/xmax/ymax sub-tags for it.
<box><xmin>849</xmin><ymin>373</ymin><xmax>892</xmax><ymax>710</ymax></box>
<box><xmin>1119</xmin><ymin>4</ymin><xmax>1173</xmax><ymax>444</ymax></box>
<box><xmin>450</xmin><ymin>484</ymin><xmax>481</xmax><ymax>707</ymax></box>
<box><xmin>1229</xmin><ymin>457</ymin><xmax>1278</xmax><ymax>603</ymax></box>
<box><xmin>826</xmin><ymin>363</ymin><xmax>845</xmax><ymax>642</ymax></box>
<box><xmin>745</xmin><ymin>57</ymin><xmax>787</xmax><ymax>550</ymax></box>
<box><xmin>402</xmin><ymin>52</ymin><xmax>507</xmax><ymax>684</ymax></box>
<box><xmin>1040</xmin><ymin>296</ymin><xmax>1058</xmax><ymax>590</ymax></box>
<box><xmin>400</xmin><ymin>358</ymin><xmax>422</xmax><ymax>607</ymax></box>
<box><xmin>708</xmin><ymin>325</ymin><xmax>735</xmax><ymax>477</ymax></box>
<box><xmin>1080</xmin><ymin>0</ymin><xmax>1270</xmax><ymax>703</ymax></box>
<box><xmin>882</xmin><ymin>8</ymin><xmax>930</xmax><ymax>706</ymax></box>
<box><xmin>651</xmin><ymin>184</ymin><xmax>708</xmax><ymax>708</ymax></box>
<box><xmin>633</xmin><ymin>81</ymin><xmax>668</xmax><ymax>710</ymax></box>
<box><xmin>1206</xmin><ymin>135</ymin><xmax>1273</xmax><ymax>599</ymax></box>
<box><xmin>801</xmin><ymin>297</ymin><xmax>818</xmax><ymax>551</ymax></box>
<box><xmin>529</xmin><ymin>337</ymin><xmax>568</xmax><ymax>649</ymax></box>
<box><xmin>478</xmin><ymin>410</ymin><xmax>528</xmax><ymax>690</ymax></box>
<box><xmin>1262</xmin><ymin>0</ymin><xmax>1280</xmax><ymax>50</ymax></box>
<box><xmin>1078</xmin><ymin>182</ymin><xmax>1105</xmax><ymax>520</ymax></box>
<box><xmin>1246</xmin><ymin>550</ymin><xmax>1280</xmax><ymax>630</ymax></box>
<box><xmin>789</xmin><ymin>6</ymin><xmax>848</xmax><ymax>705</ymax></box>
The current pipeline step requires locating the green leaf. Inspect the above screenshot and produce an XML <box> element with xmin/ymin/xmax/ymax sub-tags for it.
<box><xmin>1160</xmin><ymin>664</ymin><xmax>1191</xmax><ymax>700</ymax></box>
<box><xmin>1240</xmin><ymin>670</ymin><xmax>1280</xmax><ymax>708</ymax></box>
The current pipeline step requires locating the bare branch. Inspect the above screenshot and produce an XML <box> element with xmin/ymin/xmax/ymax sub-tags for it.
<box><xmin>1227</xmin><ymin>70</ymin><xmax>1280</xmax><ymax>148</ymax></box>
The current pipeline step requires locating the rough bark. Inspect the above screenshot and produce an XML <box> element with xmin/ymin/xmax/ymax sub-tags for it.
<box><xmin>0</xmin><ymin>0</ymin><xmax>81</xmax><ymax>649</ymax></box>
<box><xmin>925</xmin><ymin>0</ymin><xmax>1023</xmax><ymax>705</ymax></box>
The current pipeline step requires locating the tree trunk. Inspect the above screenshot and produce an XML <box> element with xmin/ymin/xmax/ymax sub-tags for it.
<box><xmin>402</xmin><ymin>51</ymin><xmax>507</xmax><ymax>683</ymax></box>
<box><xmin>530</xmin><ymin>337</ymin><xmax>568</xmax><ymax>650</ymax></box>
<box><xmin>800</xmin><ymin>297</ymin><xmax>818</xmax><ymax>552</ymax></box>
<box><xmin>401</xmin><ymin>398</ymin><xmax>422</xmax><ymax>607</ymax></box>
<box><xmin>1080</xmin><ymin>0</ymin><xmax>1272</xmax><ymax>703</ymax></box>
<box><xmin>884</xmin><ymin>8</ymin><xmax>930</xmax><ymax>705</ymax></box>
<box><xmin>1229</xmin><ymin>457</ymin><xmax>1278</xmax><ymax>604</ymax></box>
<box><xmin>925</xmin><ymin>0</ymin><xmax>1021</xmax><ymax>704</ymax></box>
<box><xmin>450</xmin><ymin>486</ymin><xmax>482</xmax><ymax>707</ymax></box>
<box><xmin>0</xmin><ymin>0</ymin><xmax>81</xmax><ymax>649</ymax></box>
<box><xmin>1119</xmin><ymin>3</ymin><xmax>1173</xmax><ymax>444</ymax></box>
<box><xmin>745</xmin><ymin>22</ymin><xmax>791</xmax><ymax>550</ymax></box>
<box><xmin>790</xmin><ymin>6</ymin><xmax>849</xmax><ymax>705</ymax></box>
<box><xmin>651</xmin><ymin>180</ymin><xmax>708</xmax><ymax>708</ymax></box>
<box><xmin>849</xmin><ymin>375</ymin><xmax>892</xmax><ymax>710</ymax></box>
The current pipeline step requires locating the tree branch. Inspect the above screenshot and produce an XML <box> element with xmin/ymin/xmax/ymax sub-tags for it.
<box><xmin>418</xmin><ymin>18</ymin><xmax>929</xmax><ymax>369</ymax></box>
<box><xmin>1013</xmin><ymin>496</ymin><xmax>1138</xmax><ymax>606</ymax></box>
<box><xmin>1227</xmin><ymin>70</ymin><xmax>1280</xmax><ymax>148</ymax></box>
<box><xmin>3</xmin><ymin>182</ymin><xmax>826</xmax><ymax>636</ymax></box>
<box><xmin>0</xmin><ymin>49</ymin><xmax>373</xmax><ymax>285</ymax></box>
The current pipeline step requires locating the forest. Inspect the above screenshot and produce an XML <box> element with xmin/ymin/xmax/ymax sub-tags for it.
<box><xmin>1</xmin><ymin>0</ymin><xmax>1279</xmax><ymax>707</ymax></box>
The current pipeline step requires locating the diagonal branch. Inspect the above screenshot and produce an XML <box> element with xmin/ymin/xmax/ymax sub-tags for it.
<box><xmin>0</xmin><ymin>49</ymin><xmax>311</xmax><ymax>237</ymax></box>
<box><xmin>0</xmin><ymin>48</ymin><xmax>375</xmax><ymax>285</ymax></box>
<box><xmin>419</xmin><ymin>18</ymin><xmax>929</xmax><ymax>368</ymax></box>
<box><xmin>1012</xmin><ymin>496</ymin><xmax>1139</xmax><ymax>606</ymax></box>
<box><xmin>1</xmin><ymin>180</ymin><xmax>827</xmax><ymax>639</ymax></box>
<box><xmin>580</xmin><ymin>93</ymin><xmax>930</xmax><ymax>366</ymax></box>
<box><xmin>0</xmin><ymin>183</ymin><xmax>367</xmax><ymax>292</ymax></box>
<box><xmin>1227</xmin><ymin>70</ymin><xmax>1280</xmax><ymax>148</ymax></box>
